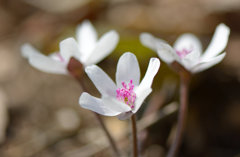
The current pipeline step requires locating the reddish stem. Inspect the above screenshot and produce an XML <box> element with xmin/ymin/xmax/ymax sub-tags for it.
<box><xmin>131</xmin><ymin>114</ymin><xmax>138</xmax><ymax>157</ymax></box>
<box><xmin>166</xmin><ymin>71</ymin><xmax>190</xmax><ymax>157</ymax></box>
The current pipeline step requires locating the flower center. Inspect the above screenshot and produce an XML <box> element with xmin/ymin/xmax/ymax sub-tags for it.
<box><xmin>176</xmin><ymin>48</ymin><xmax>192</xmax><ymax>59</ymax></box>
<box><xmin>116</xmin><ymin>80</ymin><xmax>136</xmax><ymax>109</ymax></box>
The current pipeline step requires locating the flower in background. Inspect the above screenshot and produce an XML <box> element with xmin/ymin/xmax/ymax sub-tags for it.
<box><xmin>79</xmin><ymin>52</ymin><xmax>160</xmax><ymax>120</ymax></box>
<box><xmin>140</xmin><ymin>23</ymin><xmax>230</xmax><ymax>73</ymax></box>
<box><xmin>21</xmin><ymin>20</ymin><xmax>119</xmax><ymax>74</ymax></box>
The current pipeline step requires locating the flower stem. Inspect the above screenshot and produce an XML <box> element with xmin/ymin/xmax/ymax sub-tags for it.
<box><xmin>166</xmin><ymin>72</ymin><xmax>190</xmax><ymax>157</ymax></box>
<box><xmin>131</xmin><ymin>114</ymin><xmax>138</xmax><ymax>157</ymax></box>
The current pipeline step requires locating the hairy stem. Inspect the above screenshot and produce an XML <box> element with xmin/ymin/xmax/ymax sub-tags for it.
<box><xmin>131</xmin><ymin>114</ymin><xmax>138</xmax><ymax>157</ymax></box>
<box><xmin>166</xmin><ymin>73</ymin><xmax>190</xmax><ymax>157</ymax></box>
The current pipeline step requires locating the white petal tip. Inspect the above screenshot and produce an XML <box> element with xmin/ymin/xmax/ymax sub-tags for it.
<box><xmin>110</xmin><ymin>30</ymin><xmax>119</xmax><ymax>41</ymax></box>
<box><xmin>104</xmin><ymin>30</ymin><xmax>120</xmax><ymax>45</ymax></box>
<box><xmin>150</xmin><ymin>58</ymin><xmax>161</xmax><ymax>69</ymax></box>
<box><xmin>59</xmin><ymin>37</ymin><xmax>76</xmax><ymax>52</ymax></box>
<box><xmin>139</xmin><ymin>33</ymin><xmax>154</xmax><ymax>46</ymax></box>
<box><xmin>82</xmin><ymin>19</ymin><xmax>91</xmax><ymax>25</ymax></box>
<box><xmin>218</xmin><ymin>23</ymin><xmax>230</xmax><ymax>34</ymax></box>
<box><xmin>117</xmin><ymin>52</ymin><xmax>136</xmax><ymax>62</ymax></box>
<box><xmin>21</xmin><ymin>43</ymin><xmax>30</xmax><ymax>50</ymax></box>
<box><xmin>21</xmin><ymin>43</ymin><xmax>35</xmax><ymax>58</ymax></box>
<box><xmin>175</xmin><ymin>33</ymin><xmax>199</xmax><ymax>42</ymax></box>
<box><xmin>140</xmin><ymin>32</ymin><xmax>151</xmax><ymax>40</ymax></box>
<box><xmin>79</xmin><ymin>92</ymin><xmax>88</xmax><ymax>105</ymax></box>
<box><xmin>216</xmin><ymin>23</ymin><xmax>231</xmax><ymax>40</ymax></box>
<box><xmin>78</xmin><ymin>19</ymin><xmax>92</xmax><ymax>29</ymax></box>
<box><xmin>122</xmin><ymin>52</ymin><xmax>134</xmax><ymax>57</ymax></box>
<box><xmin>60</xmin><ymin>37</ymin><xmax>75</xmax><ymax>45</ymax></box>
<box><xmin>78</xmin><ymin>93</ymin><xmax>84</xmax><ymax>105</ymax></box>
<box><xmin>109</xmin><ymin>30</ymin><xmax>119</xmax><ymax>36</ymax></box>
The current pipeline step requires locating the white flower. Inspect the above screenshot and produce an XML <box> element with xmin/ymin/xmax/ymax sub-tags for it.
<box><xmin>140</xmin><ymin>23</ymin><xmax>230</xmax><ymax>73</ymax></box>
<box><xmin>79</xmin><ymin>52</ymin><xmax>160</xmax><ymax>120</ymax></box>
<box><xmin>21</xmin><ymin>20</ymin><xmax>119</xmax><ymax>74</ymax></box>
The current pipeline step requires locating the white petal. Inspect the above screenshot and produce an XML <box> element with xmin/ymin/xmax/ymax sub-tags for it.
<box><xmin>137</xmin><ymin>58</ymin><xmax>160</xmax><ymax>91</ymax></box>
<box><xmin>132</xmin><ymin>88</ymin><xmax>152</xmax><ymax>113</ymax></box>
<box><xmin>102</xmin><ymin>97</ymin><xmax>132</xmax><ymax>113</ymax></box>
<box><xmin>60</xmin><ymin>37</ymin><xmax>81</xmax><ymax>62</ymax></box>
<box><xmin>201</xmin><ymin>24</ymin><xmax>230</xmax><ymax>61</ymax></box>
<box><xmin>79</xmin><ymin>93</ymin><xmax>123</xmax><ymax>116</ymax></box>
<box><xmin>132</xmin><ymin>58</ymin><xmax>160</xmax><ymax>113</ymax></box>
<box><xmin>77</xmin><ymin>20</ymin><xmax>97</xmax><ymax>55</ymax></box>
<box><xmin>156</xmin><ymin>42</ymin><xmax>177</xmax><ymax>64</ymax></box>
<box><xmin>140</xmin><ymin>33</ymin><xmax>177</xmax><ymax>64</ymax></box>
<box><xmin>191</xmin><ymin>52</ymin><xmax>226</xmax><ymax>73</ymax></box>
<box><xmin>140</xmin><ymin>33</ymin><xmax>167</xmax><ymax>51</ymax></box>
<box><xmin>29</xmin><ymin>54</ymin><xmax>68</xmax><ymax>74</ymax></box>
<box><xmin>21</xmin><ymin>43</ymin><xmax>41</xmax><ymax>58</ymax></box>
<box><xmin>116</xmin><ymin>52</ymin><xmax>140</xmax><ymax>87</ymax></box>
<box><xmin>84</xmin><ymin>30</ymin><xmax>119</xmax><ymax>65</ymax></box>
<box><xmin>85</xmin><ymin>65</ymin><xmax>117</xmax><ymax>97</ymax></box>
<box><xmin>173</xmin><ymin>33</ymin><xmax>202</xmax><ymax>66</ymax></box>
<box><xmin>21</xmin><ymin>44</ymin><xmax>68</xmax><ymax>74</ymax></box>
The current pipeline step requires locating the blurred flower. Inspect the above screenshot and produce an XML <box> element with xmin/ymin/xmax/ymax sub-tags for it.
<box><xmin>140</xmin><ymin>23</ymin><xmax>230</xmax><ymax>73</ymax></box>
<box><xmin>21</xmin><ymin>20</ymin><xmax>119</xmax><ymax>74</ymax></box>
<box><xmin>79</xmin><ymin>52</ymin><xmax>160</xmax><ymax>120</ymax></box>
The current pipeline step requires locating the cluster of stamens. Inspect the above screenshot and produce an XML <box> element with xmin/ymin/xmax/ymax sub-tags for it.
<box><xmin>116</xmin><ymin>80</ymin><xmax>136</xmax><ymax>109</ymax></box>
<box><xmin>176</xmin><ymin>48</ymin><xmax>192</xmax><ymax>59</ymax></box>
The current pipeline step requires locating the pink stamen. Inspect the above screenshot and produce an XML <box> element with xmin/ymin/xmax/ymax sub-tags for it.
<box><xmin>176</xmin><ymin>48</ymin><xmax>192</xmax><ymax>59</ymax></box>
<box><xmin>116</xmin><ymin>80</ymin><xmax>136</xmax><ymax>109</ymax></box>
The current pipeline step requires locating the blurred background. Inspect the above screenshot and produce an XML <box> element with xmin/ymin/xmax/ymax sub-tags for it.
<box><xmin>0</xmin><ymin>0</ymin><xmax>240</xmax><ymax>156</ymax></box>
